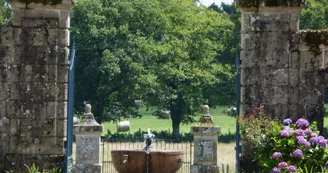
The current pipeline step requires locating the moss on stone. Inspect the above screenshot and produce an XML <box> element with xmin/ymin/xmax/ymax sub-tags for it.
<box><xmin>16</xmin><ymin>0</ymin><xmax>63</xmax><ymax>5</ymax></box>
<box><xmin>237</xmin><ymin>0</ymin><xmax>304</xmax><ymax>8</ymax></box>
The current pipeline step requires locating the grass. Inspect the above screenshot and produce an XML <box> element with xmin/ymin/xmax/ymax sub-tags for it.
<box><xmin>101</xmin><ymin>104</ymin><xmax>328</xmax><ymax>137</ymax></box>
<box><xmin>101</xmin><ymin>106</ymin><xmax>236</xmax><ymax>136</ymax></box>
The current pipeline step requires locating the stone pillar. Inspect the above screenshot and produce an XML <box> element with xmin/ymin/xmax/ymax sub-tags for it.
<box><xmin>238</xmin><ymin>0</ymin><xmax>304</xmax><ymax>118</ymax></box>
<box><xmin>73</xmin><ymin>104</ymin><xmax>103</xmax><ymax>173</ymax></box>
<box><xmin>0</xmin><ymin>0</ymin><xmax>75</xmax><ymax>171</ymax></box>
<box><xmin>190</xmin><ymin>105</ymin><xmax>221</xmax><ymax>173</ymax></box>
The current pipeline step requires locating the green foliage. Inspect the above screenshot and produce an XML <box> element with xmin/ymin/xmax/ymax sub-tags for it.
<box><xmin>0</xmin><ymin>0</ymin><xmax>11</xmax><ymax>25</ymax></box>
<box><xmin>300</xmin><ymin>0</ymin><xmax>328</xmax><ymax>29</ymax></box>
<box><xmin>24</xmin><ymin>164</ymin><xmax>62</xmax><ymax>173</ymax></box>
<box><xmin>71</xmin><ymin>0</ymin><xmax>236</xmax><ymax>138</ymax></box>
<box><xmin>239</xmin><ymin>107</ymin><xmax>328</xmax><ymax>172</ymax></box>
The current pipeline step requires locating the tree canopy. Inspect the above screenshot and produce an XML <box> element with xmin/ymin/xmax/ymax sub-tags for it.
<box><xmin>71</xmin><ymin>0</ymin><xmax>236</xmax><ymax>138</ymax></box>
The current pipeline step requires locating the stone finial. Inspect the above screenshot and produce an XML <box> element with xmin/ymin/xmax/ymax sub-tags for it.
<box><xmin>203</xmin><ymin>105</ymin><xmax>210</xmax><ymax>115</ymax></box>
<box><xmin>80</xmin><ymin>104</ymin><xmax>99</xmax><ymax>125</ymax></box>
<box><xmin>198</xmin><ymin>105</ymin><xmax>214</xmax><ymax>124</ymax></box>
<box><xmin>85</xmin><ymin>104</ymin><xmax>92</xmax><ymax>113</ymax></box>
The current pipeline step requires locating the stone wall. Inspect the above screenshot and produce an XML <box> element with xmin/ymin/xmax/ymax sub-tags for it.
<box><xmin>239</xmin><ymin>2</ymin><xmax>328</xmax><ymax>131</ymax></box>
<box><xmin>0</xmin><ymin>1</ymin><xmax>74</xmax><ymax>171</ymax></box>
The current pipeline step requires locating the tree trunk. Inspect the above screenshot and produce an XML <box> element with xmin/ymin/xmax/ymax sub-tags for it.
<box><xmin>171</xmin><ymin>114</ymin><xmax>181</xmax><ymax>140</ymax></box>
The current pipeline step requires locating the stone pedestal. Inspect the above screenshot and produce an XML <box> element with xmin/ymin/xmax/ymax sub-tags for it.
<box><xmin>190</xmin><ymin>105</ymin><xmax>221</xmax><ymax>173</ymax></box>
<box><xmin>73</xmin><ymin>104</ymin><xmax>103</xmax><ymax>173</ymax></box>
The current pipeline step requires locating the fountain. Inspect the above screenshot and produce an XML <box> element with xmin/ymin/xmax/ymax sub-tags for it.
<box><xmin>111</xmin><ymin>128</ymin><xmax>184</xmax><ymax>173</ymax></box>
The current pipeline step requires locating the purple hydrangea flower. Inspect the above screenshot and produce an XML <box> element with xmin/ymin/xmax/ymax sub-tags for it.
<box><xmin>278</xmin><ymin>162</ymin><xmax>288</xmax><ymax>169</ymax></box>
<box><xmin>304</xmin><ymin>128</ymin><xmax>312</xmax><ymax>135</ymax></box>
<box><xmin>280</xmin><ymin>130</ymin><xmax>290</xmax><ymax>137</ymax></box>
<box><xmin>283</xmin><ymin>118</ymin><xmax>292</xmax><ymax>125</ymax></box>
<box><xmin>304</xmin><ymin>141</ymin><xmax>311</xmax><ymax>147</ymax></box>
<box><xmin>295</xmin><ymin>118</ymin><xmax>309</xmax><ymax>128</ymax></box>
<box><xmin>272</xmin><ymin>152</ymin><xmax>283</xmax><ymax>159</ymax></box>
<box><xmin>325</xmin><ymin>162</ymin><xmax>328</xmax><ymax>168</ymax></box>
<box><xmin>309</xmin><ymin>137</ymin><xmax>318</xmax><ymax>144</ymax></box>
<box><xmin>271</xmin><ymin>167</ymin><xmax>281</xmax><ymax>173</ymax></box>
<box><xmin>318</xmin><ymin>136</ymin><xmax>325</xmax><ymax>141</ymax></box>
<box><xmin>296</xmin><ymin>136</ymin><xmax>304</xmax><ymax>140</ymax></box>
<box><xmin>284</xmin><ymin>126</ymin><xmax>293</xmax><ymax>133</ymax></box>
<box><xmin>288</xmin><ymin>165</ymin><xmax>297</xmax><ymax>172</ymax></box>
<box><xmin>311</xmin><ymin>133</ymin><xmax>318</xmax><ymax>137</ymax></box>
<box><xmin>294</xmin><ymin>129</ymin><xmax>304</xmax><ymax>136</ymax></box>
<box><xmin>319</xmin><ymin>140</ymin><xmax>327</xmax><ymax>147</ymax></box>
<box><xmin>297</xmin><ymin>138</ymin><xmax>307</xmax><ymax>145</ymax></box>
<box><xmin>293</xmin><ymin>149</ymin><xmax>303</xmax><ymax>158</ymax></box>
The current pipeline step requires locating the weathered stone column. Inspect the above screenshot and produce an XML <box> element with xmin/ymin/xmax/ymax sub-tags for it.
<box><xmin>73</xmin><ymin>104</ymin><xmax>103</xmax><ymax>173</ymax></box>
<box><xmin>190</xmin><ymin>105</ymin><xmax>221</xmax><ymax>173</ymax></box>
<box><xmin>0</xmin><ymin>0</ymin><xmax>75</xmax><ymax>171</ymax></box>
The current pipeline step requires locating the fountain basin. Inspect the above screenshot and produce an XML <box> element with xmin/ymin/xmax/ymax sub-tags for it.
<box><xmin>111</xmin><ymin>149</ymin><xmax>184</xmax><ymax>173</ymax></box>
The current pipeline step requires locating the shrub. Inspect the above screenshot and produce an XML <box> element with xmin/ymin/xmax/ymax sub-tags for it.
<box><xmin>239</xmin><ymin>106</ymin><xmax>328</xmax><ymax>173</ymax></box>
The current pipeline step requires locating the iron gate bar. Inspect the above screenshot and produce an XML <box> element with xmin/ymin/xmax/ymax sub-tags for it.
<box><xmin>65</xmin><ymin>42</ymin><xmax>76</xmax><ymax>173</ymax></box>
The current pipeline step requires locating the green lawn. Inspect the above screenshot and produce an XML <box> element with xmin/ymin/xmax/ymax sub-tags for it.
<box><xmin>101</xmin><ymin>106</ymin><xmax>236</xmax><ymax>136</ymax></box>
<box><xmin>101</xmin><ymin>105</ymin><xmax>328</xmax><ymax>137</ymax></box>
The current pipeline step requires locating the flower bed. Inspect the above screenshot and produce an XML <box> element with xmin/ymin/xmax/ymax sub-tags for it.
<box><xmin>239</xmin><ymin>106</ymin><xmax>328</xmax><ymax>173</ymax></box>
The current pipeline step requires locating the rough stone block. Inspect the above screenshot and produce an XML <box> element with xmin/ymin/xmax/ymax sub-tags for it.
<box><xmin>288</xmin><ymin>68</ymin><xmax>300</xmax><ymax>86</ymax></box>
<box><xmin>190</xmin><ymin>165</ymin><xmax>219</xmax><ymax>173</ymax></box>
<box><xmin>289</xmin><ymin>87</ymin><xmax>300</xmax><ymax>104</ymax></box>
<box><xmin>241</xmin><ymin>85</ymin><xmax>264</xmax><ymax>104</ymax></box>
<box><xmin>57</xmin><ymin>101</ymin><xmax>67</xmax><ymax>119</ymax></box>
<box><xmin>300</xmin><ymin>50</ymin><xmax>320</xmax><ymax>69</ymax></box>
<box><xmin>58</xmin><ymin>47</ymin><xmax>69</xmax><ymax>65</ymax></box>
<box><xmin>10</xmin><ymin>136</ymin><xmax>64</xmax><ymax>155</ymax></box>
<box><xmin>48</xmin><ymin>29</ymin><xmax>59</xmax><ymax>46</ymax></box>
<box><xmin>45</xmin><ymin>83</ymin><xmax>58</xmax><ymax>101</ymax></box>
<box><xmin>9</xmin><ymin>82</ymin><xmax>20</xmax><ymax>100</ymax></box>
<box><xmin>1</xmin><ymin>26</ymin><xmax>14</xmax><ymax>44</ymax></box>
<box><xmin>7</xmin><ymin>64</ymin><xmax>21</xmax><ymax>82</ymax></box>
<box><xmin>323</xmin><ymin>50</ymin><xmax>328</xmax><ymax>69</ymax></box>
<box><xmin>30</xmin><ymin>83</ymin><xmax>46</xmax><ymax>101</ymax></box>
<box><xmin>46</xmin><ymin>101</ymin><xmax>67</xmax><ymax>119</ymax></box>
<box><xmin>242</xmin><ymin>32</ymin><xmax>290</xmax><ymax>51</ymax></box>
<box><xmin>9</xmin><ymin>118</ymin><xmax>19</xmax><ymax>136</ymax></box>
<box><xmin>73</xmin><ymin>164</ymin><xmax>102</xmax><ymax>173</ymax></box>
<box><xmin>20</xmin><ymin>64</ymin><xmax>33</xmax><ymax>82</ymax></box>
<box><xmin>59</xmin><ymin>29</ymin><xmax>70</xmax><ymax>47</ymax></box>
<box><xmin>0</xmin><ymin>82</ymin><xmax>8</xmax><ymax>101</ymax></box>
<box><xmin>33</xmin><ymin>102</ymin><xmax>47</xmax><ymax>119</ymax></box>
<box><xmin>48</xmin><ymin>46</ymin><xmax>58</xmax><ymax>65</ymax></box>
<box><xmin>59</xmin><ymin>10</ymin><xmax>71</xmax><ymax>29</ymax></box>
<box><xmin>6</xmin><ymin>100</ymin><xmax>21</xmax><ymax>119</ymax></box>
<box><xmin>243</xmin><ymin>12</ymin><xmax>291</xmax><ymax>32</ymax></box>
<box><xmin>48</xmin><ymin>65</ymin><xmax>57</xmax><ymax>82</ymax></box>
<box><xmin>75</xmin><ymin>135</ymin><xmax>101</xmax><ymax>164</ymax></box>
<box><xmin>21</xmin><ymin>46</ymin><xmax>48</xmax><ymax>65</ymax></box>
<box><xmin>273</xmin><ymin>104</ymin><xmax>289</xmax><ymax>118</ymax></box>
<box><xmin>0</xmin><ymin>135</ymin><xmax>9</xmax><ymax>154</ymax></box>
<box><xmin>22</xmin><ymin>19</ymin><xmax>58</xmax><ymax>28</ymax></box>
<box><xmin>0</xmin><ymin>45</ymin><xmax>14</xmax><ymax>64</ymax></box>
<box><xmin>264</xmin><ymin>68</ymin><xmax>288</xmax><ymax>86</ymax></box>
<box><xmin>272</xmin><ymin>86</ymin><xmax>289</xmax><ymax>104</ymax></box>
<box><xmin>14</xmin><ymin>28</ymin><xmax>22</xmax><ymax>45</ymax></box>
<box><xmin>22</xmin><ymin>28</ymin><xmax>46</xmax><ymax>46</ymax></box>
<box><xmin>58</xmin><ymin>84</ymin><xmax>68</xmax><ymax>101</ymax></box>
<box><xmin>0</xmin><ymin>100</ymin><xmax>6</xmax><ymax>117</ymax></box>
<box><xmin>265</xmin><ymin>48</ymin><xmax>289</xmax><ymax>68</ymax></box>
<box><xmin>288</xmin><ymin>104</ymin><xmax>300</xmax><ymax>119</ymax></box>
<box><xmin>290</xmin><ymin>51</ymin><xmax>300</xmax><ymax>69</ymax></box>
<box><xmin>0</xmin><ymin>64</ymin><xmax>7</xmax><ymax>82</ymax></box>
<box><xmin>4</xmin><ymin>154</ymin><xmax>64</xmax><ymax>172</ymax></box>
<box><xmin>32</xmin><ymin>65</ymin><xmax>48</xmax><ymax>82</ymax></box>
<box><xmin>58</xmin><ymin>65</ymin><xmax>68</xmax><ymax>83</ymax></box>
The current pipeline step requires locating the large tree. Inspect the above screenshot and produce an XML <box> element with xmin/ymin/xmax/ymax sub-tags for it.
<box><xmin>300</xmin><ymin>0</ymin><xmax>328</xmax><ymax>29</ymax></box>
<box><xmin>0</xmin><ymin>0</ymin><xmax>11</xmax><ymax>25</ymax></box>
<box><xmin>71</xmin><ymin>0</ymin><xmax>235</xmax><ymax>138</ymax></box>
